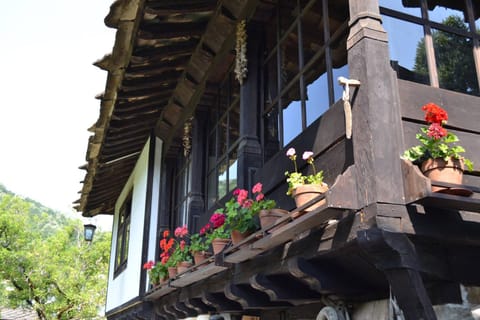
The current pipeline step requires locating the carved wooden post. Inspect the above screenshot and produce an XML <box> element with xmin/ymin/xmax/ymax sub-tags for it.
<box><xmin>347</xmin><ymin>0</ymin><xmax>406</xmax><ymax>205</ymax></box>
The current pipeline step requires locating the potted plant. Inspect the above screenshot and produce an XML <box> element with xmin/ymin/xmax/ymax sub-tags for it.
<box><xmin>189</xmin><ymin>232</ymin><xmax>211</xmax><ymax>266</ymax></box>
<box><xmin>157</xmin><ymin>229</ymin><xmax>177</xmax><ymax>279</ymax></box>
<box><xmin>403</xmin><ymin>102</ymin><xmax>473</xmax><ymax>192</ymax></box>
<box><xmin>285</xmin><ymin>148</ymin><xmax>328</xmax><ymax>214</ymax></box>
<box><xmin>172</xmin><ymin>225</ymin><xmax>193</xmax><ymax>274</ymax></box>
<box><xmin>204</xmin><ymin>212</ymin><xmax>230</xmax><ymax>254</ymax></box>
<box><xmin>143</xmin><ymin>260</ymin><xmax>168</xmax><ymax>287</ymax></box>
<box><xmin>220</xmin><ymin>182</ymin><xmax>275</xmax><ymax>244</ymax></box>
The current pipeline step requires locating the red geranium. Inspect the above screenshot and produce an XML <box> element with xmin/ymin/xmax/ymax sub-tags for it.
<box><xmin>422</xmin><ymin>102</ymin><xmax>448</xmax><ymax>124</ymax></box>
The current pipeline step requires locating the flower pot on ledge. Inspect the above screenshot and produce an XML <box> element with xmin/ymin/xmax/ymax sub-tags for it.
<box><xmin>211</xmin><ymin>238</ymin><xmax>230</xmax><ymax>255</ymax></box>
<box><xmin>421</xmin><ymin>157</ymin><xmax>464</xmax><ymax>193</ymax></box>
<box><xmin>176</xmin><ymin>261</ymin><xmax>193</xmax><ymax>274</ymax></box>
<box><xmin>259</xmin><ymin>208</ymin><xmax>288</xmax><ymax>231</ymax></box>
<box><xmin>292</xmin><ymin>183</ymin><xmax>328</xmax><ymax>217</ymax></box>
<box><xmin>193</xmin><ymin>251</ymin><xmax>211</xmax><ymax>266</ymax></box>
<box><xmin>230</xmin><ymin>229</ymin><xmax>252</xmax><ymax>246</ymax></box>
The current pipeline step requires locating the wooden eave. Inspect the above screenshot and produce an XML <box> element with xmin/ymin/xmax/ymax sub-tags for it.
<box><xmin>77</xmin><ymin>0</ymin><xmax>259</xmax><ymax>217</ymax></box>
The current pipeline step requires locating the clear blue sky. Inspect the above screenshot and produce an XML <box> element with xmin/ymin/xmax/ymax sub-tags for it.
<box><xmin>0</xmin><ymin>0</ymin><xmax>115</xmax><ymax>229</ymax></box>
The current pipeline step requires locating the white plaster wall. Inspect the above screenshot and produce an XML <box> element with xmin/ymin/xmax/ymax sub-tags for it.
<box><xmin>105</xmin><ymin>139</ymin><xmax>151</xmax><ymax>312</ymax></box>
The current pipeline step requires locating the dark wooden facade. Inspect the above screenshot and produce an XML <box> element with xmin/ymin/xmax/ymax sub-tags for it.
<box><xmin>78</xmin><ymin>0</ymin><xmax>480</xmax><ymax>319</ymax></box>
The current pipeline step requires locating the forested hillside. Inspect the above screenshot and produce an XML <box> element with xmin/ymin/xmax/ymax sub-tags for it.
<box><xmin>0</xmin><ymin>184</ymin><xmax>111</xmax><ymax>319</ymax></box>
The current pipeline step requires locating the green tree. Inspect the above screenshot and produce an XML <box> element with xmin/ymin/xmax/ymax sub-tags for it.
<box><xmin>0</xmin><ymin>192</ymin><xmax>110</xmax><ymax>319</ymax></box>
<box><xmin>414</xmin><ymin>15</ymin><xmax>479</xmax><ymax>95</ymax></box>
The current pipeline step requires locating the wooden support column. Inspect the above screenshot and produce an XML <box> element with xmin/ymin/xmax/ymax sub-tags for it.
<box><xmin>347</xmin><ymin>0</ymin><xmax>406</xmax><ymax>205</ymax></box>
<box><xmin>358</xmin><ymin>228</ymin><xmax>437</xmax><ymax>320</ymax></box>
<box><xmin>237</xmin><ymin>22</ymin><xmax>263</xmax><ymax>189</ymax></box>
<box><xmin>189</xmin><ymin>112</ymin><xmax>207</xmax><ymax>230</ymax></box>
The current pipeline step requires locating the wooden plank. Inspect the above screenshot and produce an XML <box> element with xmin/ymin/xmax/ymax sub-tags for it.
<box><xmin>169</xmin><ymin>263</ymin><xmax>228</xmax><ymax>287</ymax></box>
<box><xmin>224</xmin><ymin>206</ymin><xmax>345</xmax><ymax>263</ymax></box>
<box><xmin>145</xmin><ymin>285</ymin><xmax>177</xmax><ymax>301</ymax></box>
<box><xmin>415</xmin><ymin>194</ymin><xmax>480</xmax><ymax>213</ymax></box>
<box><xmin>398</xmin><ymin>79</ymin><xmax>480</xmax><ymax>134</ymax></box>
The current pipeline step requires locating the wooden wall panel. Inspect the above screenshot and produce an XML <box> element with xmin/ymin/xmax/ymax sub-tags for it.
<box><xmin>398</xmin><ymin>79</ymin><xmax>480</xmax><ymax>134</ymax></box>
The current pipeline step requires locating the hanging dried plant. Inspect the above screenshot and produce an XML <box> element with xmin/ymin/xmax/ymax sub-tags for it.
<box><xmin>234</xmin><ymin>20</ymin><xmax>247</xmax><ymax>85</ymax></box>
<box><xmin>182</xmin><ymin>117</ymin><xmax>193</xmax><ymax>157</ymax></box>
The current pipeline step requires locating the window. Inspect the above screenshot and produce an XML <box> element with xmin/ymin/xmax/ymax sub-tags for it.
<box><xmin>206</xmin><ymin>70</ymin><xmax>240</xmax><ymax>208</ymax></box>
<box><xmin>172</xmin><ymin>156</ymin><xmax>192</xmax><ymax>227</ymax></box>
<box><xmin>114</xmin><ymin>192</ymin><xmax>131</xmax><ymax>276</ymax></box>
<box><xmin>380</xmin><ymin>0</ymin><xmax>480</xmax><ymax>96</ymax></box>
<box><xmin>261</xmin><ymin>0</ymin><xmax>349</xmax><ymax>157</ymax></box>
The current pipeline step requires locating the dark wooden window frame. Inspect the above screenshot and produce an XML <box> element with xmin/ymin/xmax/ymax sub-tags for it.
<box><xmin>262</xmin><ymin>0</ymin><xmax>349</xmax><ymax>149</ymax></box>
<box><xmin>206</xmin><ymin>70</ymin><xmax>240</xmax><ymax>208</ymax></box>
<box><xmin>114</xmin><ymin>191</ymin><xmax>132</xmax><ymax>277</ymax></box>
<box><xmin>171</xmin><ymin>156</ymin><xmax>192</xmax><ymax>227</ymax></box>
<box><xmin>380</xmin><ymin>0</ymin><xmax>480</xmax><ymax>93</ymax></box>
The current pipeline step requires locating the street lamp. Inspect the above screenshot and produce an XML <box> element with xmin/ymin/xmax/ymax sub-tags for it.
<box><xmin>84</xmin><ymin>224</ymin><xmax>97</xmax><ymax>242</ymax></box>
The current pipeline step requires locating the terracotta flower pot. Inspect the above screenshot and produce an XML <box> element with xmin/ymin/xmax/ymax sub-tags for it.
<box><xmin>193</xmin><ymin>251</ymin><xmax>212</xmax><ymax>266</ymax></box>
<box><xmin>230</xmin><ymin>229</ymin><xmax>252</xmax><ymax>246</ymax></box>
<box><xmin>167</xmin><ymin>266</ymin><xmax>177</xmax><ymax>279</ymax></box>
<box><xmin>176</xmin><ymin>261</ymin><xmax>193</xmax><ymax>274</ymax></box>
<box><xmin>259</xmin><ymin>208</ymin><xmax>289</xmax><ymax>231</ymax></box>
<box><xmin>421</xmin><ymin>158</ymin><xmax>464</xmax><ymax>192</ymax></box>
<box><xmin>211</xmin><ymin>238</ymin><xmax>230</xmax><ymax>255</ymax></box>
<box><xmin>292</xmin><ymin>183</ymin><xmax>328</xmax><ymax>216</ymax></box>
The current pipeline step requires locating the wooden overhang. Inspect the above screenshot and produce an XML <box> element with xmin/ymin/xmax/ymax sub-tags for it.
<box><xmin>144</xmin><ymin>174</ymin><xmax>480</xmax><ymax>319</ymax></box>
<box><xmin>76</xmin><ymin>0</ymin><xmax>259</xmax><ymax>217</ymax></box>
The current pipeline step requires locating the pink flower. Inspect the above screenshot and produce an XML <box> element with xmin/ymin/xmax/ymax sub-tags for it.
<box><xmin>242</xmin><ymin>199</ymin><xmax>253</xmax><ymax>208</ymax></box>
<box><xmin>161</xmin><ymin>256</ymin><xmax>169</xmax><ymax>264</ymax></box>
<box><xmin>174</xmin><ymin>225</ymin><xmax>188</xmax><ymax>238</ymax></box>
<box><xmin>180</xmin><ymin>240</ymin><xmax>186</xmax><ymax>250</ymax></box>
<box><xmin>233</xmin><ymin>189</ymin><xmax>240</xmax><ymax>196</ymax></box>
<box><xmin>427</xmin><ymin>123</ymin><xmax>447</xmax><ymax>140</ymax></box>
<box><xmin>252</xmin><ymin>182</ymin><xmax>262</xmax><ymax>194</ymax></box>
<box><xmin>286</xmin><ymin>148</ymin><xmax>296</xmax><ymax>157</ymax></box>
<box><xmin>143</xmin><ymin>260</ymin><xmax>154</xmax><ymax>270</ymax></box>
<box><xmin>256</xmin><ymin>193</ymin><xmax>264</xmax><ymax>201</ymax></box>
<box><xmin>209</xmin><ymin>213</ymin><xmax>225</xmax><ymax>228</ymax></box>
<box><xmin>302</xmin><ymin>151</ymin><xmax>314</xmax><ymax>161</ymax></box>
<box><xmin>199</xmin><ymin>223</ymin><xmax>211</xmax><ymax>235</ymax></box>
<box><xmin>236</xmin><ymin>189</ymin><xmax>248</xmax><ymax>205</ymax></box>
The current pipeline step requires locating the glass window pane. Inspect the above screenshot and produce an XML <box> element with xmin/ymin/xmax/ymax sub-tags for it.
<box><xmin>379</xmin><ymin>0</ymin><xmax>421</xmax><ymax>17</ymax></box>
<box><xmin>382</xmin><ymin>15</ymin><xmax>430</xmax><ymax>85</ymax></box>
<box><xmin>301</xmin><ymin>1</ymin><xmax>324</xmax><ymax>66</ymax></box>
<box><xmin>228</xmin><ymin>154</ymin><xmax>238</xmax><ymax>192</ymax></box>
<box><xmin>265</xmin><ymin>54</ymin><xmax>279</xmax><ymax>109</ymax></box>
<box><xmin>207</xmin><ymin>172</ymin><xmax>216</xmax><ymax>208</ymax></box>
<box><xmin>333</xmin><ymin>63</ymin><xmax>349</xmax><ymax>102</ymax></box>
<box><xmin>218</xmin><ymin>158</ymin><xmax>227</xmax><ymax>200</ymax></box>
<box><xmin>283</xmin><ymin>99</ymin><xmax>302</xmax><ymax>146</ymax></box>
<box><xmin>427</xmin><ymin>1</ymin><xmax>466</xmax><ymax>26</ymax></box>
<box><xmin>229</xmin><ymin>101</ymin><xmax>240</xmax><ymax>145</ymax></box>
<box><xmin>208</xmin><ymin>132</ymin><xmax>216</xmax><ymax>171</ymax></box>
<box><xmin>433</xmin><ymin>28</ymin><xmax>479</xmax><ymax>95</ymax></box>
<box><xmin>218</xmin><ymin>116</ymin><xmax>227</xmax><ymax>156</ymax></box>
<box><xmin>306</xmin><ymin>73</ymin><xmax>329</xmax><ymax>125</ymax></box>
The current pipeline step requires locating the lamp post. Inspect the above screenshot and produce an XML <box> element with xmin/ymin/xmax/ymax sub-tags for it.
<box><xmin>84</xmin><ymin>224</ymin><xmax>97</xmax><ymax>242</ymax></box>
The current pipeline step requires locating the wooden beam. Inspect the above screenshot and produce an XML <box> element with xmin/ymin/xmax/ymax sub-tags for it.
<box><xmin>357</xmin><ymin>228</ymin><xmax>437</xmax><ymax>320</ymax></box>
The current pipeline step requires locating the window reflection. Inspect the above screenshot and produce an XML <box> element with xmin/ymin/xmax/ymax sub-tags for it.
<box><xmin>427</xmin><ymin>1</ymin><xmax>466</xmax><ymax>26</ymax></box>
<box><xmin>262</xmin><ymin>0</ymin><xmax>349</xmax><ymax>157</ymax></box>
<box><xmin>283</xmin><ymin>99</ymin><xmax>302</xmax><ymax>146</ymax></box>
<box><xmin>382</xmin><ymin>15</ymin><xmax>430</xmax><ymax>85</ymax></box>
<box><xmin>432</xmin><ymin>26</ymin><xmax>479</xmax><ymax>95</ymax></box>
<box><xmin>306</xmin><ymin>74</ymin><xmax>329</xmax><ymax>126</ymax></box>
<box><xmin>379</xmin><ymin>0</ymin><xmax>421</xmax><ymax>16</ymax></box>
